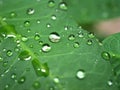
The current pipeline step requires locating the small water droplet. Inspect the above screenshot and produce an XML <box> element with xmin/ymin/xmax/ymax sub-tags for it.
<box><xmin>24</xmin><ymin>21</ymin><xmax>30</xmax><ymax>27</ymax></box>
<box><xmin>68</xmin><ymin>34</ymin><xmax>75</xmax><ymax>41</ymax></box>
<box><xmin>48</xmin><ymin>0</ymin><xmax>55</xmax><ymax>7</ymax></box>
<box><xmin>51</xmin><ymin>15</ymin><xmax>56</xmax><ymax>20</ymax></box>
<box><xmin>0</xmin><ymin>56</ymin><xmax>3</xmax><ymax>62</ymax></box>
<box><xmin>53</xmin><ymin>77</ymin><xmax>60</xmax><ymax>83</ymax></box>
<box><xmin>32</xmin><ymin>59</ymin><xmax>49</xmax><ymax>77</ymax></box>
<box><xmin>87</xmin><ymin>39</ymin><xmax>93</xmax><ymax>45</ymax></box>
<box><xmin>11</xmin><ymin>73</ymin><xmax>16</xmax><ymax>79</ymax></box>
<box><xmin>42</xmin><ymin>44</ymin><xmax>51</xmax><ymax>52</ymax></box>
<box><xmin>10</xmin><ymin>12</ymin><xmax>17</xmax><ymax>17</ymax></box>
<box><xmin>64</xmin><ymin>26</ymin><xmax>68</xmax><ymax>31</ymax></box>
<box><xmin>27</xmin><ymin>8</ymin><xmax>35</xmax><ymax>15</ymax></box>
<box><xmin>107</xmin><ymin>80</ymin><xmax>113</xmax><ymax>86</ymax></box>
<box><xmin>34</xmin><ymin>33</ymin><xmax>40</xmax><ymax>40</ymax></box>
<box><xmin>76</xmin><ymin>69</ymin><xmax>85</xmax><ymax>79</ymax></box>
<box><xmin>18</xmin><ymin>76</ymin><xmax>26</xmax><ymax>84</ymax></box>
<box><xmin>49</xmin><ymin>32</ymin><xmax>60</xmax><ymax>43</ymax></box>
<box><xmin>4</xmin><ymin>84</ymin><xmax>9</xmax><ymax>90</ymax></box>
<box><xmin>73</xmin><ymin>42</ymin><xmax>80</xmax><ymax>48</ymax></box>
<box><xmin>46</xmin><ymin>23</ymin><xmax>51</xmax><ymax>28</ymax></box>
<box><xmin>6</xmin><ymin>50</ymin><xmax>13</xmax><ymax>57</ymax></box>
<box><xmin>21</xmin><ymin>36</ymin><xmax>28</xmax><ymax>42</ymax></box>
<box><xmin>32</xmin><ymin>81</ymin><xmax>41</xmax><ymax>89</ymax></box>
<box><xmin>49</xmin><ymin>87</ymin><xmax>55</xmax><ymax>90</ymax></box>
<box><xmin>101</xmin><ymin>51</ymin><xmax>110</xmax><ymax>60</ymax></box>
<box><xmin>39</xmin><ymin>41</ymin><xmax>43</xmax><ymax>45</ymax></box>
<box><xmin>14</xmin><ymin>47</ymin><xmax>20</xmax><ymax>52</ymax></box>
<box><xmin>36</xmin><ymin>19</ymin><xmax>40</xmax><ymax>24</ymax></box>
<box><xmin>78</xmin><ymin>32</ymin><xmax>84</xmax><ymax>38</ymax></box>
<box><xmin>27</xmin><ymin>29</ymin><xmax>31</xmax><ymax>33</ymax></box>
<box><xmin>3</xmin><ymin>61</ymin><xmax>8</xmax><ymax>67</ymax></box>
<box><xmin>18</xmin><ymin>51</ymin><xmax>31</xmax><ymax>61</ymax></box>
<box><xmin>88</xmin><ymin>32</ymin><xmax>95</xmax><ymax>38</ymax></box>
<box><xmin>59</xmin><ymin>2</ymin><xmax>68</xmax><ymax>10</ymax></box>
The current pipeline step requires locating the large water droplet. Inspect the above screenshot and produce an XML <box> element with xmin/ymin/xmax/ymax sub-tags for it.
<box><xmin>107</xmin><ymin>80</ymin><xmax>113</xmax><ymax>86</ymax></box>
<box><xmin>101</xmin><ymin>51</ymin><xmax>110</xmax><ymax>60</ymax></box>
<box><xmin>32</xmin><ymin>81</ymin><xmax>41</xmax><ymax>89</ymax></box>
<box><xmin>49</xmin><ymin>32</ymin><xmax>60</xmax><ymax>43</ymax></box>
<box><xmin>68</xmin><ymin>34</ymin><xmax>75</xmax><ymax>41</ymax></box>
<box><xmin>73</xmin><ymin>42</ymin><xmax>80</xmax><ymax>48</ymax></box>
<box><xmin>88</xmin><ymin>32</ymin><xmax>95</xmax><ymax>38</ymax></box>
<box><xmin>18</xmin><ymin>51</ymin><xmax>31</xmax><ymax>61</ymax></box>
<box><xmin>48</xmin><ymin>0</ymin><xmax>55</xmax><ymax>7</ymax></box>
<box><xmin>76</xmin><ymin>69</ymin><xmax>85</xmax><ymax>79</ymax></box>
<box><xmin>27</xmin><ymin>8</ymin><xmax>35</xmax><ymax>15</ymax></box>
<box><xmin>24</xmin><ymin>21</ymin><xmax>30</xmax><ymax>27</ymax></box>
<box><xmin>21</xmin><ymin>36</ymin><xmax>28</xmax><ymax>42</ymax></box>
<box><xmin>18</xmin><ymin>76</ymin><xmax>26</xmax><ymax>84</ymax></box>
<box><xmin>6</xmin><ymin>50</ymin><xmax>13</xmax><ymax>57</ymax></box>
<box><xmin>34</xmin><ymin>33</ymin><xmax>40</xmax><ymax>40</ymax></box>
<box><xmin>32</xmin><ymin>59</ymin><xmax>49</xmax><ymax>77</ymax></box>
<box><xmin>59</xmin><ymin>2</ymin><xmax>68</xmax><ymax>10</ymax></box>
<box><xmin>42</xmin><ymin>44</ymin><xmax>51</xmax><ymax>52</ymax></box>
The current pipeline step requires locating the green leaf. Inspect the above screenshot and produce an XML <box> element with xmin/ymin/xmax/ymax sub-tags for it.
<box><xmin>64</xmin><ymin>0</ymin><xmax>120</xmax><ymax>23</ymax></box>
<box><xmin>103</xmin><ymin>33</ymin><xmax>120</xmax><ymax>89</ymax></box>
<box><xmin>0</xmin><ymin>0</ymin><xmax>118</xmax><ymax>90</ymax></box>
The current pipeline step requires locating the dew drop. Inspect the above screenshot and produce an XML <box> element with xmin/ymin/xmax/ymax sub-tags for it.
<box><xmin>107</xmin><ymin>80</ymin><xmax>113</xmax><ymax>86</ymax></box>
<box><xmin>46</xmin><ymin>23</ymin><xmax>51</xmax><ymax>28</ymax></box>
<box><xmin>42</xmin><ymin>44</ymin><xmax>51</xmax><ymax>52</ymax></box>
<box><xmin>49</xmin><ymin>32</ymin><xmax>60</xmax><ymax>43</ymax></box>
<box><xmin>68</xmin><ymin>34</ymin><xmax>75</xmax><ymax>41</ymax></box>
<box><xmin>88</xmin><ymin>32</ymin><xmax>95</xmax><ymax>38</ymax></box>
<box><xmin>11</xmin><ymin>73</ymin><xmax>16</xmax><ymax>79</ymax></box>
<box><xmin>18</xmin><ymin>76</ymin><xmax>26</xmax><ymax>84</ymax></box>
<box><xmin>32</xmin><ymin>81</ymin><xmax>41</xmax><ymax>89</ymax></box>
<box><xmin>18</xmin><ymin>51</ymin><xmax>31</xmax><ymax>61</ymax></box>
<box><xmin>34</xmin><ymin>33</ymin><xmax>40</xmax><ymax>40</ymax></box>
<box><xmin>24</xmin><ymin>21</ymin><xmax>30</xmax><ymax>27</ymax></box>
<box><xmin>10</xmin><ymin>12</ymin><xmax>17</xmax><ymax>17</ymax></box>
<box><xmin>39</xmin><ymin>41</ymin><xmax>43</xmax><ymax>45</ymax></box>
<box><xmin>6</xmin><ymin>50</ymin><xmax>13</xmax><ymax>57</ymax></box>
<box><xmin>0</xmin><ymin>56</ymin><xmax>3</xmax><ymax>62</ymax></box>
<box><xmin>48</xmin><ymin>0</ymin><xmax>55</xmax><ymax>7</ymax></box>
<box><xmin>73</xmin><ymin>42</ymin><xmax>80</xmax><ymax>48</ymax></box>
<box><xmin>76</xmin><ymin>69</ymin><xmax>85</xmax><ymax>79</ymax></box>
<box><xmin>14</xmin><ymin>47</ymin><xmax>20</xmax><ymax>52</ymax></box>
<box><xmin>21</xmin><ymin>36</ymin><xmax>28</xmax><ymax>42</ymax></box>
<box><xmin>27</xmin><ymin>8</ymin><xmax>35</xmax><ymax>15</ymax></box>
<box><xmin>49</xmin><ymin>87</ymin><xmax>55</xmax><ymax>90</ymax></box>
<box><xmin>59</xmin><ymin>2</ymin><xmax>68</xmax><ymax>10</ymax></box>
<box><xmin>51</xmin><ymin>15</ymin><xmax>56</xmax><ymax>20</ymax></box>
<box><xmin>3</xmin><ymin>61</ymin><xmax>8</xmax><ymax>67</ymax></box>
<box><xmin>4</xmin><ymin>84</ymin><xmax>9</xmax><ymax>90</ymax></box>
<box><xmin>32</xmin><ymin>59</ymin><xmax>49</xmax><ymax>77</ymax></box>
<box><xmin>87</xmin><ymin>39</ymin><xmax>93</xmax><ymax>45</ymax></box>
<box><xmin>101</xmin><ymin>51</ymin><xmax>110</xmax><ymax>60</ymax></box>
<box><xmin>36</xmin><ymin>19</ymin><xmax>40</xmax><ymax>24</ymax></box>
<box><xmin>78</xmin><ymin>32</ymin><xmax>84</xmax><ymax>38</ymax></box>
<box><xmin>53</xmin><ymin>77</ymin><xmax>60</xmax><ymax>83</ymax></box>
<box><xmin>64</xmin><ymin>26</ymin><xmax>68</xmax><ymax>31</ymax></box>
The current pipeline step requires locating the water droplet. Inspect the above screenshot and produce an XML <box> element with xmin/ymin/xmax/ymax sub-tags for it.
<box><xmin>59</xmin><ymin>2</ymin><xmax>68</xmax><ymax>10</ymax></box>
<box><xmin>39</xmin><ymin>41</ymin><xmax>43</xmax><ymax>45</ymax></box>
<box><xmin>34</xmin><ymin>33</ymin><xmax>40</xmax><ymax>40</ymax></box>
<box><xmin>4</xmin><ymin>84</ymin><xmax>9</xmax><ymax>90</ymax></box>
<box><xmin>6</xmin><ymin>50</ymin><xmax>13</xmax><ymax>57</ymax></box>
<box><xmin>88</xmin><ymin>32</ymin><xmax>95</xmax><ymax>38</ymax></box>
<box><xmin>64</xmin><ymin>26</ymin><xmax>68</xmax><ymax>30</ymax></box>
<box><xmin>36</xmin><ymin>19</ymin><xmax>40</xmax><ymax>24</ymax></box>
<box><xmin>21</xmin><ymin>36</ymin><xmax>28</xmax><ymax>42</ymax></box>
<box><xmin>107</xmin><ymin>80</ymin><xmax>113</xmax><ymax>86</ymax></box>
<box><xmin>27</xmin><ymin>8</ymin><xmax>35</xmax><ymax>15</ymax></box>
<box><xmin>27</xmin><ymin>29</ymin><xmax>31</xmax><ymax>33</ymax></box>
<box><xmin>49</xmin><ymin>32</ymin><xmax>60</xmax><ymax>43</ymax></box>
<box><xmin>11</xmin><ymin>73</ymin><xmax>16</xmax><ymax>79</ymax></box>
<box><xmin>24</xmin><ymin>21</ymin><xmax>30</xmax><ymax>27</ymax></box>
<box><xmin>51</xmin><ymin>15</ymin><xmax>56</xmax><ymax>20</ymax></box>
<box><xmin>18</xmin><ymin>51</ymin><xmax>31</xmax><ymax>61</ymax></box>
<box><xmin>73</xmin><ymin>42</ymin><xmax>80</xmax><ymax>48</ymax></box>
<box><xmin>46</xmin><ymin>23</ymin><xmax>51</xmax><ymax>28</ymax></box>
<box><xmin>49</xmin><ymin>87</ymin><xmax>55</xmax><ymax>90</ymax></box>
<box><xmin>68</xmin><ymin>34</ymin><xmax>75</xmax><ymax>41</ymax></box>
<box><xmin>101</xmin><ymin>51</ymin><xmax>110</xmax><ymax>60</ymax></box>
<box><xmin>14</xmin><ymin>47</ymin><xmax>20</xmax><ymax>52</ymax></box>
<box><xmin>76</xmin><ymin>69</ymin><xmax>85</xmax><ymax>79</ymax></box>
<box><xmin>53</xmin><ymin>77</ymin><xmax>60</xmax><ymax>83</ymax></box>
<box><xmin>87</xmin><ymin>39</ymin><xmax>93</xmax><ymax>45</ymax></box>
<box><xmin>78</xmin><ymin>32</ymin><xmax>84</xmax><ymax>38</ymax></box>
<box><xmin>10</xmin><ymin>12</ymin><xmax>17</xmax><ymax>17</ymax></box>
<box><xmin>32</xmin><ymin>59</ymin><xmax>49</xmax><ymax>77</ymax></box>
<box><xmin>18</xmin><ymin>76</ymin><xmax>26</xmax><ymax>84</ymax></box>
<box><xmin>3</xmin><ymin>61</ymin><xmax>8</xmax><ymax>67</ymax></box>
<box><xmin>48</xmin><ymin>0</ymin><xmax>55</xmax><ymax>7</ymax></box>
<box><xmin>42</xmin><ymin>44</ymin><xmax>51</xmax><ymax>52</ymax></box>
<box><xmin>32</xmin><ymin>81</ymin><xmax>41</xmax><ymax>89</ymax></box>
<box><xmin>0</xmin><ymin>56</ymin><xmax>3</xmax><ymax>62</ymax></box>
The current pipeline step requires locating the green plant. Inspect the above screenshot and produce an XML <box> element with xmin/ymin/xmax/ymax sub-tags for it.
<box><xmin>0</xmin><ymin>0</ymin><xmax>120</xmax><ymax>90</ymax></box>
